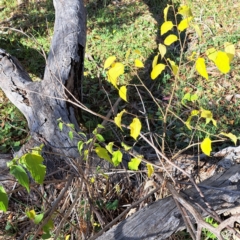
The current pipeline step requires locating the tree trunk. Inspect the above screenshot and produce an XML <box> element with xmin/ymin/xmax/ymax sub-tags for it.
<box><xmin>0</xmin><ymin>0</ymin><xmax>86</xmax><ymax>171</ymax></box>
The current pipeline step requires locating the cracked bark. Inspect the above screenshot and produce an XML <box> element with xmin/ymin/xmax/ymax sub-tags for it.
<box><xmin>0</xmin><ymin>0</ymin><xmax>86</xmax><ymax>171</ymax></box>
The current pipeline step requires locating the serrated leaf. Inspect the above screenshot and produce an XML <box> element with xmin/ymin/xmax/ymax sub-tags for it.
<box><xmin>58</xmin><ymin>122</ymin><xmax>63</xmax><ymax>131</ymax></box>
<box><xmin>104</xmin><ymin>56</ymin><xmax>116</xmax><ymax>69</ymax></box>
<box><xmin>34</xmin><ymin>213</ymin><xmax>44</xmax><ymax>224</ymax></box>
<box><xmin>163</xmin><ymin>4</ymin><xmax>171</xmax><ymax>22</ymax></box>
<box><xmin>178</xmin><ymin>17</ymin><xmax>193</xmax><ymax>31</ymax></box>
<box><xmin>151</xmin><ymin>64</ymin><xmax>166</xmax><ymax>80</ymax></box>
<box><xmin>167</xmin><ymin>58</ymin><xmax>178</xmax><ymax>75</ymax></box>
<box><xmin>178</xmin><ymin>5</ymin><xmax>193</xmax><ymax>17</ymax></box>
<box><xmin>95</xmin><ymin>147</ymin><xmax>112</xmax><ymax>163</ymax></box>
<box><xmin>0</xmin><ymin>186</ymin><xmax>8</xmax><ymax>212</ymax></box>
<box><xmin>112</xmin><ymin>150</ymin><xmax>123</xmax><ymax>167</ymax></box>
<box><xmin>220</xmin><ymin>132</ymin><xmax>237</xmax><ymax>145</ymax></box>
<box><xmin>152</xmin><ymin>54</ymin><xmax>159</xmax><ymax>69</ymax></box>
<box><xmin>128</xmin><ymin>158</ymin><xmax>141</xmax><ymax>170</ymax></box>
<box><xmin>206</xmin><ymin>48</ymin><xmax>218</xmax><ymax>62</ymax></box>
<box><xmin>10</xmin><ymin>165</ymin><xmax>30</xmax><ymax>193</ymax></box>
<box><xmin>121</xmin><ymin>142</ymin><xmax>132</xmax><ymax>151</ymax></box>
<box><xmin>68</xmin><ymin>131</ymin><xmax>73</xmax><ymax>140</ymax></box>
<box><xmin>158</xmin><ymin>44</ymin><xmax>166</xmax><ymax>59</ymax></box>
<box><xmin>135</xmin><ymin>59</ymin><xmax>144</xmax><ymax>68</ymax></box>
<box><xmin>119</xmin><ymin>86</ymin><xmax>127</xmax><ymax>102</ymax></box>
<box><xmin>196</xmin><ymin>57</ymin><xmax>208</xmax><ymax>80</ymax></box>
<box><xmin>201</xmin><ymin>137</ymin><xmax>212</xmax><ymax>156</ymax></box>
<box><xmin>96</xmin><ymin>134</ymin><xmax>105</xmax><ymax>142</ymax></box>
<box><xmin>191</xmin><ymin>23</ymin><xmax>202</xmax><ymax>37</ymax></box>
<box><xmin>146</xmin><ymin>163</ymin><xmax>154</xmax><ymax>178</ymax></box>
<box><xmin>106</xmin><ymin>142</ymin><xmax>114</xmax><ymax>154</ymax></box>
<box><xmin>77</xmin><ymin>141</ymin><xmax>84</xmax><ymax>154</ymax></box>
<box><xmin>130</xmin><ymin>118</ymin><xmax>142</xmax><ymax>140</ymax></box>
<box><xmin>108</xmin><ymin>62</ymin><xmax>124</xmax><ymax>88</ymax></box>
<box><xmin>224</xmin><ymin>42</ymin><xmax>235</xmax><ymax>62</ymax></box>
<box><xmin>164</xmin><ymin>34</ymin><xmax>178</xmax><ymax>46</ymax></box>
<box><xmin>114</xmin><ymin>109</ymin><xmax>126</xmax><ymax>130</ymax></box>
<box><xmin>22</xmin><ymin>153</ymin><xmax>46</xmax><ymax>184</ymax></box>
<box><xmin>214</xmin><ymin>51</ymin><xmax>230</xmax><ymax>74</ymax></box>
<box><xmin>161</xmin><ymin>21</ymin><xmax>174</xmax><ymax>35</ymax></box>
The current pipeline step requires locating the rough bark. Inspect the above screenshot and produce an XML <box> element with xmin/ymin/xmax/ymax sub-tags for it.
<box><xmin>96</xmin><ymin>164</ymin><xmax>240</xmax><ymax>240</ymax></box>
<box><xmin>0</xmin><ymin>0</ymin><xmax>86</xmax><ymax>171</ymax></box>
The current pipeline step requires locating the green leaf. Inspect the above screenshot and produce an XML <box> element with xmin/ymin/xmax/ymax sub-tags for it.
<box><xmin>112</xmin><ymin>150</ymin><xmax>123</xmax><ymax>167</ymax></box>
<box><xmin>119</xmin><ymin>86</ymin><xmax>127</xmax><ymax>102</ymax></box>
<box><xmin>220</xmin><ymin>132</ymin><xmax>237</xmax><ymax>145</ymax></box>
<box><xmin>95</xmin><ymin>147</ymin><xmax>112</xmax><ymax>163</ymax></box>
<box><xmin>191</xmin><ymin>23</ymin><xmax>202</xmax><ymax>37</ymax></box>
<box><xmin>151</xmin><ymin>64</ymin><xmax>166</xmax><ymax>80</ymax></box>
<box><xmin>181</xmin><ymin>93</ymin><xmax>198</xmax><ymax>105</ymax></box>
<box><xmin>66</xmin><ymin>123</ymin><xmax>75</xmax><ymax>129</ymax></box>
<box><xmin>58</xmin><ymin>122</ymin><xmax>63</xmax><ymax>131</ymax></box>
<box><xmin>96</xmin><ymin>134</ymin><xmax>105</xmax><ymax>142</ymax></box>
<box><xmin>106</xmin><ymin>200</ymin><xmax>118</xmax><ymax>210</ymax></box>
<box><xmin>114</xmin><ymin>109</ymin><xmax>126</xmax><ymax>130</ymax></box>
<box><xmin>196</xmin><ymin>57</ymin><xmax>208</xmax><ymax>80</ymax></box>
<box><xmin>10</xmin><ymin>165</ymin><xmax>30</xmax><ymax>193</ymax></box>
<box><xmin>201</xmin><ymin>137</ymin><xmax>212</xmax><ymax>156</ymax></box>
<box><xmin>26</xmin><ymin>209</ymin><xmax>36</xmax><ymax>220</ymax></box>
<box><xmin>104</xmin><ymin>56</ymin><xmax>116</xmax><ymax>69</ymax></box>
<box><xmin>68</xmin><ymin>131</ymin><xmax>73</xmax><ymax>140</ymax></box>
<box><xmin>164</xmin><ymin>34</ymin><xmax>178</xmax><ymax>46</ymax></box>
<box><xmin>34</xmin><ymin>213</ymin><xmax>44</xmax><ymax>224</ymax></box>
<box><xmin>21</xmin><ymin>153</ymin><xmax>46</xmax><ymax>184</ymax></box>
<box><xmin>130</xmin><ymin>118</ymin><xmax>142</xmax><ymax>140</ymax></box>
<box><xmin>106</xmin><ymin>142</ymin><xmax>114</xmax><ymax>154</ymax></box>
<box><xmin>77</xmin><ymin>141</ymin><xmax>84</xmax><ymax>154</ymax></box>
<box><xmin>128</xmin><ymin>158</ymin><xmax>141</xmax><ymax>170</ymax></box>
<box><xmin>0</xmin><ymin>186</ymin><xmax>8</xmax><ymax>212</ymax></box>
<box><xmin>161</xmin><ymin>21</ymin><xmax>174</xmax><ymax>35</ymax></box>
<box><xmin>121</xmin><ymin>142</ymin><xmax>132</xmax><ymax>151</ymax></box>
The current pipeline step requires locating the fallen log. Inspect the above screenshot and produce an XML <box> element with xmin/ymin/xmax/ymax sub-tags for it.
<box><xmin>96</xmin><ymin>163</ymin><xmax>240</xmax><ymax>240</ymax></box>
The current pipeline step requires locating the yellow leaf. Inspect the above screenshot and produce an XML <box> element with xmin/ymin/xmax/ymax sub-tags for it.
<box><xmin>152</xmin><ymin>54</ymin><xmax>159</xmax><ymax>69</ymax></box>
<box><xmin>65</xmin><ymin>235</ymin><xmax>70</xmax><ymax>240</ymax></box>
<box><xmin>90</xmin><ymin>177</ymin><xmax>95</xmax><ymax>183</ymax></box>
<box><xmin>95</xmin><ymin>147</ymin><xmax>112</xmax><ymax>162</ymax></box>
<box><xmin>104</xmin><ymin>56</ymin><xmax>116</xmax><ymax>69</ymax></box>
<box><xmin>220</xmin><ymin>132</ymin><xmax>237</xmax><ymax>145</ymax></box>
<box><xmin>135</xmin><ymin>59</ymin><xmax>144</xmax><ymax>68</ymax></box>
<box><xmin>26</xmin><ymin>209</ymin><xmax>36</xmax><ymax>220</ymax></box>
<box><xmin>108</xmin><ymin>62</ymin><xmax>124</xmax><ymax>88</ymax></box>
<box><xmin>178</xmin><ymin>5</ymin><xmax>193</xmax><ymax>17</ymax></box>
<box><xmin>185</xmin><ymin>116</ymin><xmax>192</xmax><ymax>130</ymax></box>
<box><xmin>177</xmin><ymin>17</ymin><xmax>193</xmax><ymax>32</ymax></box>
<box><xmin>119</xmin><ymin>86</ymin><xmax>127</xmax><ymax>102</ymax></box>
<box><xmin>151</xmin><ymin>64</ymin><xmax>166</xmax><ymax>80</ymax></box>
<box><xmin>167</xmin><ymin>58</ymin><xmax>178</xmax><ymax>75</ymax></box>
<box><xmin>214</xmin><ymin>51</ymin><xmax>230</xmax><ymax>74</ymax></box>
<box><xmin>191</xmin><ymin>110</ymin><xmax>199</xmax><ymax>116</ymax></box>
<box><xmin>188</xmin><ymin>51</ymin><xmax>197</xmax><ymax>61</ymax></box>
<box><xmin>161</xmin><ymin>21</ymin><xmax>174</xmax><ymax>35</ymax></box>
<box><xmin>206</xmin><ymin>48</ymin><xmax>218</xmax><ymax>62</ymax></box>
<box><xmin>224</xmin><ymin>42</ymin><xmax>235</xmax><ymax>62</ymax></box>
<box><xmin>125</xmin><ymin>49</ymin><xmax>131</xmax><ymax>60</ymax></box>
<box><xmin>191</xmin><ymin>23</ymin><xmax>202</xmax><ymax>37</ymax></box>
<box><xmin>164</xmin><ymin>34</ymin><xmax>178</xmax><ymax>46</ymax></box>
<box><xmin>158</xmin><ymin>44</ymin><xmax>166</xmax><ymax>59</ymax></box>
<box><xmin>146</xmin><ymin>163</ymin><xmax>154</xmax><ymax>178</ymax></box>
<box><xmin>114</xmin><ymin>109</ymin><xmax>126</xmax><ymax>130</ymax></box>
<box><xmin>200</xmin><ymin>137</ymin><xmax>212</xmax><ymax>156</ymax></box>
<box><xmin>163</xmin><ymin>4</ymin><xmax>171</xmax><ymax>22</ymax></box>
<box><xmin>130</xmin><ymin>118</ymin><xmax>142</xmax><ymax>140</ymax></box>
<box><xmin>134</xmin><ymin>49</ymin><xmax>141</xmax><ymax>55</ymax></box>
<box><xmin>196</xmin><ymin>57</ymin><xmax>208</xmax><ymax>80</ymax></box>
<box><xmin>200</xmin><ymin>108</ymin><xmax>217</xmax><ymax>126</ymax></box>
